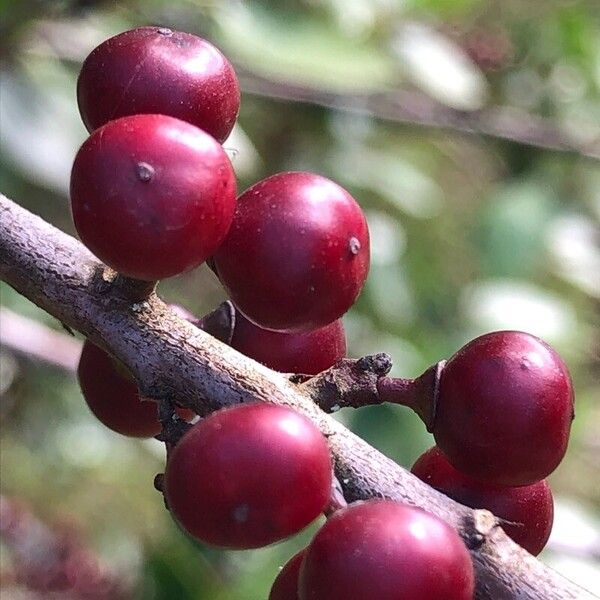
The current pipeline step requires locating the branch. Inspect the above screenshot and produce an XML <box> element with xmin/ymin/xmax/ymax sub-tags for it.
<box><xmin>0</xmin><ymin>194</ymin><xmax>596</xmax><ymax>600</ymax></box>
<box><xmin>238</xmin><ymin>69</ymin><xmax>600</xmax><ymax>161</ymax></box>
<box><xmin>23</xmin><ymin>21</ymin><xmax>600</xmax><ymax>160</ymax></box>
<box><xmin>0</xmin><ymin>307</ymin><xmax>82</xmax><ymax>372</ymax></box>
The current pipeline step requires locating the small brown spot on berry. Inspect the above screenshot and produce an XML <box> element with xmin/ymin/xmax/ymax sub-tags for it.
<box><xmin>348</xmin><ymin>237</ymin><xmax>361</xmax><ymax>255</ymax></box>
<box><xmin>233</xmin><ymin>504</ymin><xmax>250</xmax><ymax>523</ymax></box>
<box><xmin>136</xmin><ymin>162</ymin><xmax>155</xmax><ymax>182</ymax></box>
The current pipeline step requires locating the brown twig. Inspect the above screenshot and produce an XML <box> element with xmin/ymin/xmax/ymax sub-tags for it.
<box><xmin>237</xmin><ymin>69</ymin><xmax>600</xmax><ymax>161</ymax></box>
<box><xmin>300</xmin><ymin>354</ymin><xmax>392</xmax><ymax>413</ymax></box>
<box><xmin>0</xmin><ymin>194</ymin><xmax>596</xmax><ymax>600</ymax></box>
<box><xmin>0</xmin><ymin>307</ymin><xmax>82</xmax><ymax>372</ymax></box>
<box><xmin>301</xmin><ymin>357</ymin><xmax>446</xmax><ymax>433</ymax></box>
<box><xmin>21</xmin><ymin>20</ymin><xmax>600</xmax><ymax>162</ymax></box>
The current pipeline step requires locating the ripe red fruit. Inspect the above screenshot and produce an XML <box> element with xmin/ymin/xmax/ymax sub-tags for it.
<box><xmin>411</xmin><ymin>446</ymin><xmax>554</xmax><ymax>555</ymax></box>
<box><xmin>77</xmin><ymin>26</ymin><xmax>240</xmax><ymax>143</ymax></box>
<box><xmin>77</xmin><ymin>340</ymin><xmax>193</xmax><ymax>437</ymax></box>
<box><xmin>164</xmin><ymin>403</ymin><xmax>332</xmax><ymax>549</ymax></box>
<box><xmin>269</xmin><ymin>550</ymin><xmax>305</xmax><ymax>600</ymax></box>
<box><xmin>70</xmin><ymin>114</ymin><xmax>236</xmax><ymax>281</ymax></box>
<box><xmin>213</xmin><ymin>172</ymin><xmax>370</xmax><ymax>332</ymax></box>
<box><xmin>231</xmin><ymin>312</ymin><xmax>346</xmax><ymax>374</ymax></box>
<box><xmin>434</xmin><ymin>331</ymin><xmax>574</xmax><ymax>486</ymax></box>
<box><xmin>299</xmin><ymin>500</ymin><xmax>474</xmax><ymax>600</ymax></box>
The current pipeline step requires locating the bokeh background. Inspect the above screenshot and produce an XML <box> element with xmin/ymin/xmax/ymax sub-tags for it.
<box><xmin>1</xmin><ymin>1</ymin><xmax>599</xmax><ymax>598</ymax></box>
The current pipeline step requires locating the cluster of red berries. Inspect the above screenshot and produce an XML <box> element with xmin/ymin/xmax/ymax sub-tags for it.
<box><xmin>404</xmin><ymin>330</ymin><xmax>574</xmax><ymax>557</ymax></box>
<box><xmin>71</xmin><ymin>26</ymin><xmax>575</xmax><ymax>600</ymax></box>
<box><xmin>72</xmin><ymin>26</ymin><xmax>355</xmax><ymax>435</ymax></box>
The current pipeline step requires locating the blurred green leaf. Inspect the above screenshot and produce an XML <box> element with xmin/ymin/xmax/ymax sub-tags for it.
<box><xmin>216</xmin><ymin>3</ymin><xmax>398</xmax><ymax>90</ymax></box>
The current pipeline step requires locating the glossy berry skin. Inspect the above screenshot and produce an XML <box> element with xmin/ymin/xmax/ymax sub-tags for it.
<box><xmin>77</xmin><ymin>27</ymin><xmax>240</xmax><ymax>143</ymax></box>
<box><xmin>164</xmin><ymin>403</ymin><xmax>332</xmax><ymax>549</ymax></box>
<box><xmin>231</xmin><ymin>313</ymin><xmax>346</xmax><ymax>374</ymax></box>
<box><xmin>77</xmin><ymin>340</ymin><xmax>193</xmax><ymax>437</ymax></box>
<box><xmin>412</xmin><ymin>447</ymin><xmax>554</xmax><ymax>555</ymax></box>
<box><xmin>70</xmin><ymin>114</ymin><xmax>236</xmax><ymax>281</ymax></box>
<box><xmin>299</xmin><ymin>500</ymin><xmax>474</xmax><ymax>600</ymax></box>
<box><xmin>434</xmin><ymin>331</ymin><xmax>574</xmax><ymax>486</ymax></box>
<box><xmin>214</xmin><ymin>172</ymin><xmax>370</xmax><ymax>332</ymax></box>
<box><xmin>269</xmin><ymin>550</ymin><xmax>305</xmax><ymax>600</ymax></box>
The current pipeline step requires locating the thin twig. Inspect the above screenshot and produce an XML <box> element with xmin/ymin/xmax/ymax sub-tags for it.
<box><xmin>0</xmin><ymin>307</ymin><xmax>82</xmax><ymax>372</ymax></box>
<box><xmin>22</xmin><ymin>20</ymin><xmax>600</xmax><ymax>162</ymax></box>
<box><xmin>237</xmin><ymin>69</ymin><xmax>600</xmax><ymax>161</ymax></box>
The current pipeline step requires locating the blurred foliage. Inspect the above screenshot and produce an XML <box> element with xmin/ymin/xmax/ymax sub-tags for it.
<box><xmin>1</xmin><ymin>0</ymin><xmax>599</xmax><ymax>598</ymax></box>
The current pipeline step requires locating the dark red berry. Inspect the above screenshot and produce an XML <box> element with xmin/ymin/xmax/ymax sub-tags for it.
<box><xmin>411</xmin><ymin>446</ymin><xmax>554</xmax><ymax>555</ymax></box>
<box><xmin>77</xmin><ymin>27</ymin><xmax>240</xmax><ymax>143</ymax></box>
<box><xmin>77</xmin><ymin>340</ymin><xmax>193</xmax><ymax>437</ymax></box>
<box><xmin>269</xmin><ymin>549</ymin><xmax>305</xmax><ymax>600</ymax></box>
<box><xmin>299</xmin><ymin>500</ymin><xmax>474</xmax><ymax>600</ymax></box>
<box><xmin>70</xmin><ymin>114</ymin><xmax>236</xmax><ymax>281</ymax></box>
<box><xmin>434</xmin><ymin>331</ymin><xmax>574</xmax><ymax>486</ymax></box>
<box><xmin>164</xmin><ymin>403</ymin><xmax>332</xmax><ymax>549</ymax></box>
<box><xmin>231</xmin><ymin>312</ymin><xmax>346</xmax><ymax>374</ymax></box>
<box><xmin>213</xmin><ymin>172</ymin><xmax>370</xmax><ymax>332</ymax></box>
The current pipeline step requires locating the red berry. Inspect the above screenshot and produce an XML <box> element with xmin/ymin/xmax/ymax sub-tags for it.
<box><xmin>269</xmin><ymin>550</ymin><xmax>305</xmax><ymax>600</ymax></box>
<box><xmin>214</xmin><ymin>172</ymin><xmax>370</xmax><ymax>332</ymax></box>
<box><xmin>434</xmin><ymin>331</ymin><xmax>574</xmax><ymax>486</ymax></box>
<box><xmin>411</xmin><ymin>447</ymin><xmax>554</xmax><ymax>555</ymax></box>
<box><xmin>77</xmin><ymin>27</ymin><xmax>240</xmax><ymax>143</ymax></box>
<box><xmin>231</xmin><ymin>313</ymin><xmax>346</xmax><ymax>374</ymax></box>
<box><xmin>70</xmin><ymin>114</ymin><xmax>236</xmax><ymax>281</ymax></box>
<box><xmin>77</xmin><ymin>340</ymin><xmax>193</xmax><ymax>437</ymax></box>
<box><xmin>164</xmin><ymin>403</ymin><xmax>332</xmax><ymax>549</ymax></box>
<box><xmin>299</xmin><ymin>500</ymin><xmax>474</xmax><ymax>600</ymax></box>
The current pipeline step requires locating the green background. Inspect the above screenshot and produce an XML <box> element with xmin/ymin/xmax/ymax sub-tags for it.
<box><xmin>1</xmin><ymin>0</ymin><xmax>599</xmax><ymax>598</ymax></box>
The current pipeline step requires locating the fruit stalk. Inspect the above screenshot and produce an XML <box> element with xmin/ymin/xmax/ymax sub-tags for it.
<box><xmin>376</xmin><ymin>361</ymin><xmax>445</xmax><ymax>431</ymax></box>
<box><xmin>104</xmin><ymin>273</ymin><xmax>157</xmax><ymax>303</ymax></box>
